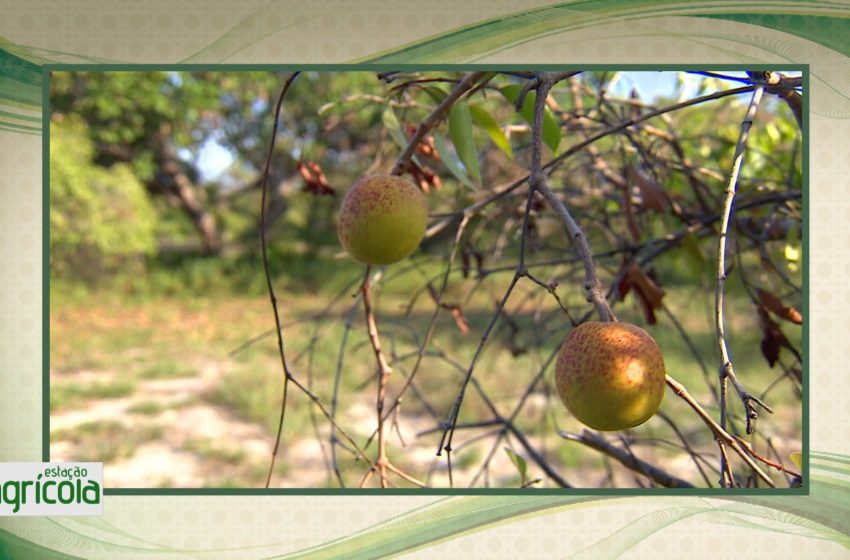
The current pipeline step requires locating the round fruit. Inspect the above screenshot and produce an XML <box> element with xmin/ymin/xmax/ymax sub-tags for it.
<box><xmin>337</xmin><ymin>174</ymin><xmax>428</xmax><ymax>265</ymax></box>
<box><xmin>555</xmin><ymin>321</ymin><xmax>666</xmax><ymax>431</ymax></box>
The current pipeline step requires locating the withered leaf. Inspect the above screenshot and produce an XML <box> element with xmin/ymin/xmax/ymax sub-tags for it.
<box><xmin>405</xmin><ymin>123</ymin><xmax>441</xmax><ymax>162</ymax></box>
<box><xmin>426</xmin><ymin>282</ymin><xmax>469</xmax><ymax>335</ymax></box>
<box><xmin>756</xmin><ymin>288</ymin><xmax>802</xmax><ymax>325</ymax></box>
<box><xmin>620</xmin><ymin>183</ymin><xmax>641</xmax><ymax>243</ymax></box>
<box><xmin>451</xmin><ymin>307</ymin><xmax>470</xmax><ymax>336</ymax></box>
<box><xmin>408</xmin><ymin>160</ymin><xmax>441</xmax><ymax>193</ymax></box>
<box><xmin>297</xmin><ymin>160</ymin><xmax>335</xmax><ymax>196</ymax></box>
<box><xmin>627</xmin><ymin>166</ymin><xmax>670</xmax><ymax>213</ymax></box>
<box><xmin>760</xmin><ymin>331</ymin><xmax>781</xmax><ymax>368</ymax></box>
<box><xmin>757</xmin><ymin>304</ymin><xmax>794</xmax><ymax>368</ymax></box>
<box><xmin>619</xmin><ymin>263</ymin><xmax>665</xmax><ymax>325</ymax></box>
<box><xmin>461</xmin><ymin>246</ymin><xmax>471</xmax><ymax>279</ymax></box>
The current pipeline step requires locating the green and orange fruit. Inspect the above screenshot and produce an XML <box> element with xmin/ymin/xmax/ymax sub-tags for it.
<box><xmin>555</xmin><ymin>321</ymin><xmax>666</xmax><ymax>431</ymax></box>
<box><xmin>337</xmin><ymin>174</ymin><xmax>428</xmax><ymax>265</ymax></box>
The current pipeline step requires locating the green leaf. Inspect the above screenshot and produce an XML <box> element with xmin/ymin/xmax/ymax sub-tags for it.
<box><xmin>448</xmin><ymin>101</ymin><xmax>481</xmax><ymax>184</ymax></box>
<box><xmin>421</xmin><ymin>86</ymin><xmax>447</xmax><ymax>104</ymax></box>
<box><xmin>469</xmin><ymin>103</ymin><xmax>513</xmax><ymax>159</ymax></box>
<box><xmin>503</xmin><ymin>447</ymin><xmax>528</xmax><ymax>485</ymax></box>
<box><xmin>433</xmin><ymin>133</ymin><xmax>474</xmax><ymax>189</ymax></box>
<box><xmin>382</xmin><ymin>104</ymin><xmax>423</xmax><ymax>168</ymax></box>
<box><xmin>382</xmin><ymin>104</ymin><xmax>409</xmax><ymax>151</ymax></box>
<box><xmin>500</xmin><ymin>84</ymin><xmax>561</xmax><ymax>154</ymax></box>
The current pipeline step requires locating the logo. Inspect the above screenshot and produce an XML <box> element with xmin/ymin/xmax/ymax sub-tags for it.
<box><xmin>0</xmin><ymin>463</ymin><xmax>103</xmax><ymax>516</ymax></box>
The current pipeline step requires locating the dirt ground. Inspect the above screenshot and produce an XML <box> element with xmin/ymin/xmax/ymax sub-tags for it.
<box><xmin>50</xmin><ymin>362</ymin><xmax>552</xmax><ymax>489</ymax></box>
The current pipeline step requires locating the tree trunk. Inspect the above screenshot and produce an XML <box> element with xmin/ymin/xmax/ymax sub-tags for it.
<box><xmin>152</xmin><ymin>123</ymin><xmax>222</xmax><ymax>254</ymax></box>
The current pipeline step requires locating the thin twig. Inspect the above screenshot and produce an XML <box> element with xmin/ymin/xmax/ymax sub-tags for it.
<box><xmin>260</xmin><ymin>72</ymin><xmax>301</xmax><ymax>488</ymax></box>
<box><xmin>360</xmin><ymin>266</ymin><xmax>392</xmax><ymax>487</ymax></box>
<box><xmin>436</xmin><ymin>274</ymin><xmax>521</xmax><ymax>459</ymax></box>
<box><xmin>715</xmin><ymin>82</ymin><xmax>770</xmax><ymax>485</ymax></box>
<box><xmin>655</xmin><ymin>411</ymin><xmax>715</xmax><ymax>487</ymax></box>
<box><xmin>360</xmin><ymin>267</ymin><xmax>426</xmax><ymax>488</ymax></box>
<box><xmin>261</xmin><ymin>73</ymin><xmax>374</xmax><ymax>487</ymax></box>
<box><xmin>528</xmin><ymin>74</ymin><xmax>615</xmax><ymax>322</ymax></box>
<box><xmin>329</xmin><ymin>295</ymin><xmax>362</xmax><ymax>486</ymax></box>
<box><xmin>356</xmin><ymin>216</ymin><xmax>474</xmax><ymax>474</ymax></box>
<box><xmin>665</xmin><ymin>374</ymin><xmax>775</xmax><ymax>487</ymax></box>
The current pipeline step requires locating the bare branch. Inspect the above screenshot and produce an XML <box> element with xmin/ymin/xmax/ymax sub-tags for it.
<box><xmin>528</xmin><ymin>74</ymin><xmax>615</xmax><ymax>322</ymax></box>
<box><xmin>715</xmin><ymin>83</ymin><xmax>771</xmax><ymax>485</ymax></box>
<box><xmin>561</xmin><ymin>430</ymin><xmax>694</xmax><ymax>488</ymax></box>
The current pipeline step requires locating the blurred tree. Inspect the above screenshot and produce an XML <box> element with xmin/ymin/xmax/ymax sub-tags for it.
<box><xmin>50</xmin><ymin>115</ymin><xmax>157</xmax><ymax>276</ymax></box>
<box><xmin>49</xmin><ymin>71</ymin><xmax>395</xmax><ymax>263</ymax></box>
<box><xmin>51</xmin><ymin>71</ymin><xmax>279</xmax><ymax>254</ymax></box>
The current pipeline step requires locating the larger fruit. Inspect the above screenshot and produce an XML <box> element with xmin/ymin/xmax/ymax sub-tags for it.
<box><xmin>337</xmin><ymin>174</ymin><xmax>428</xmax><ymax>265</ymax></box>
<box><xmin>555</xmin><ymin>321</ymin><xmax>665</xmax><ymax>431</ymax></box>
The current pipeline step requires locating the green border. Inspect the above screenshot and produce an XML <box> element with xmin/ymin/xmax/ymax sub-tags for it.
<box><xmin>42</xmin><ymin>66</ymin><xmax>50</xmax><ymax>464</ymax></box>
<box><xmin>801</xmin><ymin>67</ymin><xmax>810</xmax><ymax>498</ymax></box>
<box><xmin>41</xmin><ymin>62</ymin><xmax>809</xmax><ymax>497</ymax></box>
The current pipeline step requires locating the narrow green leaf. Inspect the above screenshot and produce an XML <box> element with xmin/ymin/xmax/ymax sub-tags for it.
<box><xmin>382</xmin><ymin>104</ymin><xmax>423</xmax><ymax>168</ymax></box>
<box><xmin>504</xmin><ymin>447</ymin><xmax>528</xmax><ymax>484</ymax></box>
<box><xmin>382</xmin><ymin>104</ymin><xmax>409</xmax><ymax>150</ymax></box>
<box><xmin>317</xmin><ymin>101</ymin><xmax>337</xmax><ymax>115</ymax></box>
<box><xmin>500</xmin><ymin>84</ymin><xmax>561</xmax><ymax>154</ymax></box>
<box><xmin>469</xmin><ymin>103</ymin><xmax>513</xmax><ymax>159</ymax></box>
<box><xmin>448</xmin><ymin>101</ymin><xmax>481</xmax><ymax>184</ymax></box>
<box><xmin>421</xmin><ymin>86</ymin><xmax>447</xmax><ymax>104</ymax></box>
<box><xmin>433</xmin><ymin>133</ymin><xmax>474</xmax><ymax>189</ymax></box>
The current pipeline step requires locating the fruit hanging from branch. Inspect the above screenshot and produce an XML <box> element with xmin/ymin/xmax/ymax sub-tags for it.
<box><xmin>555</xmin><ymin>321</ymin><xmax>666</xmax><ymax>431</ymax></box>
<box><xmin>337</xmin><ymin>174</ymin><xmax>428</xmax><ymax>265</ymax></box>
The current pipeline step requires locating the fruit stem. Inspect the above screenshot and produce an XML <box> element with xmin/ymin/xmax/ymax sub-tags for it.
<box><xmin>361</xmin><ymin>266</ymin><xmax>392</xmax><ymax>487</ymax></box>
<box><xmin>360</xmin><ymin>266</ymin><xmax>427</xmax><ymax>489</ymax></box>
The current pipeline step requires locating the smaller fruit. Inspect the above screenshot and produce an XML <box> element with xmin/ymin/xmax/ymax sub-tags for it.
<box><xmin>555</xmin><ymin>321</ymin><xmax>666</xmax><ymax>431</ymax></box>
<box><xmin>337</xmin><ymin>174</ymin><xmax>428</xmax><ymax>265</ymax></box>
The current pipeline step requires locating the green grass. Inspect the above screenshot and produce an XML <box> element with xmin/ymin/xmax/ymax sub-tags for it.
<box><xmin>52</xmin><ymin>420</ymin><xmax>164</xmax><ymax>463</ymax></box>
<box><xmin>51</xmin><ymin>379</ymin><xmax>137</xmax><ymax>411</ymax></box>
<box><xmin>49</xmin><ymin>249</ymin><xmax>803</xmax><ymax>487</ymax></box>
<box><xmin>182</xmin><ymin>438</ymin><xmax>247</xmax><ymax>464</ymax></box>
<box><xmin>137</xmin><ymin>361</ymin><xmax>199</xmax><ymax>380</ymax></box>
<box><xmin>127</xmin><ymin>401</ymin><xmax>168</xmax><ymax>415</ymax></box>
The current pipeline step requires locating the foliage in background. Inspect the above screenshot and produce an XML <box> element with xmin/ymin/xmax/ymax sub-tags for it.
<box><xmin>49</xmin><ymin>115</ymin><xmax>157</xmax><ymax>276</ymax></box>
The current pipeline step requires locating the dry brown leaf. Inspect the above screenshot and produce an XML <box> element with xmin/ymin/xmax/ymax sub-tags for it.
<box><xmin>451</xmin><ymin>307</ymin><xmax>470</xmax><ymax>335</ymax></box>
<box><xmin>756</xmin><ymin>288</ymin><xmax>803</xmax><ymax>325</ymax></box>
<box><xmin>619</xmin><ymin>263</ymin><xmax>665</xmax><ymax>325</ymax></box>
<box><xmin>297</xmin><ymin>160</ymin><xmax>335</xmax><ymax>196</ymax></box>
<box><xmin>757</xmin><ymin>304</ymin><xmax>794</xmax><ymax>368</ymax></box>
<box><xmin>627</xmin><ymin>166</ymin><xmax>669</xmax><ymax>213</ymax></box>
